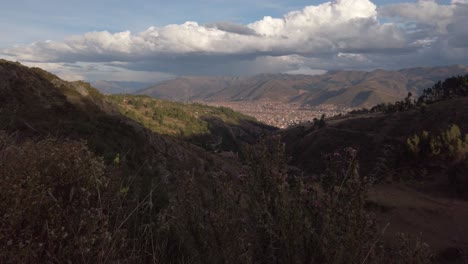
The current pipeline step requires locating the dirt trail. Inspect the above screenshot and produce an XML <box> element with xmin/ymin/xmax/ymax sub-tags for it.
<box><xmin>369</xmin><ymin>184</ymin><xmax>468</xmax><ymax>252</ymax></box>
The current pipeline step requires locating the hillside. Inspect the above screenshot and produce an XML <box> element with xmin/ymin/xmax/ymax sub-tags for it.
<box><xmin>281</xmin><ymin>95</ymin><xmax>468</xmax><ymax>253</ymax></box>
<box><xmin>0</xmin><ymin>60</ymin><xmax>268</xmax><ymax>262</ymax></box>
<box><xmin>2</xmin><ymin>60</ymin><xmax>468</xmax><ymax>263</ymax></box>
<box><xmin>92</xmin><ymin>80</ymin><xmax>152</xmax><ymax>94</ymax></box>
<box><xmin>282</xmin><ymin>97</ymin><xmax>468</xmax><ymax>175</ymax></box>
<box><xmin>0</xmin><ymin>60</ymin><xmax>251</xmax><ymax>176</ymax></box>
<box><xmin>139</xmin><ymin>65</ymin><xmax>468</xmax><ymax>107</ymax></box>
<box><xmin>0</xmin><ymin>60</ymin><xmax>395</xmax><ymax>263</ymax></box>
<box><xmin>106</xmin><ymin>94</ymin><xmax>275</xmax><ymax>152</ymax></box>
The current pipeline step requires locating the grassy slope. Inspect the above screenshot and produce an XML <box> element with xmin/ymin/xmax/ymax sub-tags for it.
<box><xmin>107</xmin><ymin>94</ymin><xmax>256</xmax><ymax>137</ymax></box>
<box><xmin>106</xmin><ymin>94</ymin><xmax>277</xmax><ymax>153</ymax></box>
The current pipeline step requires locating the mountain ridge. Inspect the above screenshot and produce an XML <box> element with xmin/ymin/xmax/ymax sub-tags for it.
<box><xmin>92</xmin><ymin>80</ymin><xmax>153</xmax><ymax>94</ymax></box>
<box><xmin>138</xmin><ymin>65</ymin><xmax>468</xmax><ymax>107</ymax></box>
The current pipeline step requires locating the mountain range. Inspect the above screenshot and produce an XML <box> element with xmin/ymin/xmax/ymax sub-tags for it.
<box><xmin>138</xmin><ymin>65</ymin><xmax>468</xmax><ymax>108</ymax></box>
<box><xmin>91</xmin><ymin>80</ymin><xmax>152</xmax><ymax>94</ymax></box>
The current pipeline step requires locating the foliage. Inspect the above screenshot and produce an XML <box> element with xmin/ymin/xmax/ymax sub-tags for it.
<box><xmin>419</xmin><ymin>75</ymin><xmax>468</xmax><ymax>102</ymax></box>
<box><xmin>0</xmin><ymin>133</ymin><xmax>129</xmax><ymax>263</ymax></box>
<box><xmin>406</xmin><ymin>134</ymin><xmax>421</xmax><ymax>155</ymax></box>
<box><xmin>0</xmin><ymin>60</ymin><xmax>436</xmax><ymax>263</ymax></box>
<box><xmin>311</xmin><ymin>114</ymin><xmax>327</xmax><ymax>129</ymax></box>
<box><xmin>406</xmin><ymin>124</ymin><xmax>468</xmax><ymax>162</ymax></box>
<box><xmin>369</xmin><ymin>92</ymin><xmax>415</xmax><ymax>114</ymax></box>
<box><xmin>0</xmin><ymin>130</ymin><xmax>433</xmax><ymax>263</ymax></box>
<box><xmin>349</xmin><ymin>75</ymin><xmax>468</xmax><ymax>115</ymax></box>
<box><xmin>107</xmin><ymin>94</ymin><xmax>255</xmax><ymax>137</ymax></box>
<box><xmin>405</xmin><ymin>124</ymin><xmax>468</xmax><ymax>197</ymax></box>
<box><xmin>157</xmin><ymin>137</ymin><xmax>430</xmax><ymax>264</ymax></box>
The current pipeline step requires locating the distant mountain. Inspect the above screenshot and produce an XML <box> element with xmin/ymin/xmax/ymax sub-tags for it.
<box><xmin>92</xmin><ymin>80</ymin><xmax>152</xmax><ymax>94</ymax></box>
<box><xmin>138</xmin><ymin>65</ymin><xmax>468</xmax><ymax>107</ymax></box>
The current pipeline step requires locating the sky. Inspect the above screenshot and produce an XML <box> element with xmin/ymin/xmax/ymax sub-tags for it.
<box><xmin>1</xmin><ymin>0</ymin><xmax>467</xmax><ymax>82</ymax></box>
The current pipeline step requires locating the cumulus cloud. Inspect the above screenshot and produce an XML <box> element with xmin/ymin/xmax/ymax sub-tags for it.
<box><xmin>285</xmin><ymin>67</ymin><xmax>328</xmax><ymax>75</ymax></box>
<box><xmin>3</xmin><ymin>0</ymin><xmax>407</xmax><ymax>61</ymax></box>
<box><xmin>379</xmin><ymin>0</ymin><xmax>454</xmax><ymax>33</ymax></box>
<box><xmin>1</xmin><ymin>0</ymin><xmax>467</xmax><ymax>79</ymax></box>
<box><xmin>206</xmin><ymin>22</ymin><xmax>258</xmax><ymax>36</ymax></box>
<box><xmin>20</xmin><ymin>61</ymin><xmax>173</xmax><ymax>82</ymax></box>
<box><xmin>378</xmin><ymin>0</ymin><xmax>468</xmax><ymax>66</ymax></box>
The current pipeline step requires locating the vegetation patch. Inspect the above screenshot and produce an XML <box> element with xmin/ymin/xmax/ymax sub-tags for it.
<box><xmin>107</xmin><ymin>94</ymin><xmax>255</xmax><ymax>137</ymax></box>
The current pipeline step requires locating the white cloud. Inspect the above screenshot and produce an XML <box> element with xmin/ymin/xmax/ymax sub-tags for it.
<box><xmin>379</xmin><ymin>0</ymin><xmax>454</xmax><ymax>33</ymax></box>
<box><xmin>377</xmin><ymin>0</ymin><xmax>468</xmax><ymax>66</ymax></box>
<box><xmin>1</xmin><ymin>0</ymin><xmax>467</xmax><ymax>79</ymax></box>
<box><xmin>20</xmin><ymin>61</ymin><xmax>173</xmax><ymax>82</ymax></box>
<box><xmin>285</xmin><ymin>67</ymin><xmax>327</xmax><ymax>75</ymax></box>
<box><xmin>3</xmin><ymin>0</ymin><xmax>405</xmax><ymax>61</ymax></box>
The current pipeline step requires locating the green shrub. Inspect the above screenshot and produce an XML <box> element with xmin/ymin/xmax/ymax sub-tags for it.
<box><xmin>407</xmin><ymin>124</ymin><xmax>468</xmax><ymax>161</ymax></box>
<box><xmin>406</xmin><ymin>134</ymin><xmax>420</xmax><ymax>155</ymax></box>
<box><xmin>405</xmin><ymin>125</ymin><xmax>468</xmax><ymax>197</ymax></box>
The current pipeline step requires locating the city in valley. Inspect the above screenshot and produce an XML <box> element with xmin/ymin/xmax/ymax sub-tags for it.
<box><xmin>201</xmin><ymin>101</ymin><xmax>353</xmax><ymax>128</ymax></box>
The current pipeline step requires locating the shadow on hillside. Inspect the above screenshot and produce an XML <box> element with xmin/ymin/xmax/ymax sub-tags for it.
<box><xmin>0</xmin><ymin>63</ymin><xmax>210</xmax><ymax>173</ymax></box>
<box><xmin>184</xmin><ymin>116</ymin><xmax>278</xmax><ymax>154</ymax></box>
<box><xmin>282</xmin><ymin>97</ymin><xmax>468</xmax><ymax>178</ymax></box>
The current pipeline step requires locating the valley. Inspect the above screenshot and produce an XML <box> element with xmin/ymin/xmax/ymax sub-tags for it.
<box><xmin>2</xmin><ymin>0</ymin><xmax>468</xmax><ymax>262</ymax></box>
<box><xmin>201</xmin><ymin>101</ymin><xmax>351</xmax><ymax>128</ymax></box>
<box><xmin>131</xmin><ymin>65</ymin><xmax>468</xmax><ymax>128</ymax></box>
<box><xmin>1</xmin><ymin>60</ymin><xmax>468</xmax><ymax>263</ymax></box>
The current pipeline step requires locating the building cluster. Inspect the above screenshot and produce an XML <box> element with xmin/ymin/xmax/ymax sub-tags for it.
<box><xmin>204</xmin><ymin>101</ymin><xmax>352</xmax><ymax>128</ymax></box>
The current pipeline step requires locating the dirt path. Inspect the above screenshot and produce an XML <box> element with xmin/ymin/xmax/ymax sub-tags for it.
<box><xmin>369</xmin><ymin>184</ymin><xmax>468</xmax><ymax>252</ymax></box>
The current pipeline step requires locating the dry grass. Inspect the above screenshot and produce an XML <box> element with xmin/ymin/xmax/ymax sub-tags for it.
<box><xmin>0</xmin><ymin>133</ymin><xmax>129</xmax><ymax>263</ymax></box>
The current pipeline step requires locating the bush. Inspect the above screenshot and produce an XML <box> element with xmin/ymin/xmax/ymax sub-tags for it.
<box><xmin>406</xmin><ymin>124</ymin><xmax>468</xmax><ymax>162</ymax></box>
<box><xmin>0</xmin><ymin>133</ymin><xmax>128</xmax><ymax>263</ymax></box>
<box><xmin>405</xmin><ymin>125</ymin><xmax>468</xmax><ymax>197</ymax></box>
<box><xmin>0</xmin><ymin>132</ymin><xmax>432</xmax><ymax>263</ymax></box>
<box><xmin>158</xmin><ymin>137</ymin><xmax>430</xmax><ymax>263</ymax></box>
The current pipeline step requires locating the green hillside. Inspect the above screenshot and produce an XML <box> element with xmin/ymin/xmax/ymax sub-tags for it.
<box><xmin>107</xmin><ymin>94</ymin><xmax>256</xmax><ymax>136</ymax></box>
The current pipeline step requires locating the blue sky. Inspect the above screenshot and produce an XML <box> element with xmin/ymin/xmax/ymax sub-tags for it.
<box><xmin>0</xmin><ymin>0</ymin><xmax>324</xmax><ymax>47</ymax></box>
<box><xmin>3</xmin><ymin>0</ymin><xmax>449</xmax><ymax>46</ymax></box>
<box><xmin>1</xmin><ymin>0</ymin><xmax>466</xmax><ymax>81</ymax></box>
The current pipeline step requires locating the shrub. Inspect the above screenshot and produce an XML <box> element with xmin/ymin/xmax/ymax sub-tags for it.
<box><xmin>406</xmin><ymin>134</ymin><xmax>420</xmax><ymax>155</ymax></box>
<box><xmin>406</xmin><ymin>124</ymin><xmax>468</xmax><ymax>162</ymax></box>
<box><xmin>158</xmin><ymin>137</ymin><xmax>430</xmax><ymax>263</ymax></box>
<box><xmin>405</xmin><ymin>125</ymin><xmax>468</xmax><ymax>197</ymax></box>
<box><xmin>0</xmin><ymin>133</ymin><xmax>128</xmax><ymax>263</ymax></box>
<box><xmin>0</xmin><ymin>131</ymin><xmax>432</xmax><ymax>263</ymax></box>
